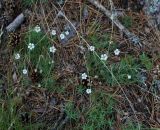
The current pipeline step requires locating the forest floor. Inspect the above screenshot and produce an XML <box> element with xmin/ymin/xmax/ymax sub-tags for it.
<box><xmin>0</xmin><ymin>0</ymin><xmax>160</xmax><ymax>130</ymax></box>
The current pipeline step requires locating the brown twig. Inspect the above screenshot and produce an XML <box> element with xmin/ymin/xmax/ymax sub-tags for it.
<box><xmin>87</xmin><ymin>0</ymin><xmax>142</xmax><ymax>47</ymax></box>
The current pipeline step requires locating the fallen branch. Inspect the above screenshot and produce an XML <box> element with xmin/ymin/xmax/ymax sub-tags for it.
<box><xmin>87</xmin><ymin>0</ymin><xmax>142</xmax><ymax>46</ymax></box>
<box><xmin>6</xmin><ymin>13</ymin><xmax>25</xmax><ymax>32</ymax></box>
<box><xmin>6</xmin><ymin>10</ymin><xmax>31</xmax><ymax>32</ymax></box>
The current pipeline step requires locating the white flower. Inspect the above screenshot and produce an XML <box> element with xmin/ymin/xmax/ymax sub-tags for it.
<box><xmin>14</xmin><ymin>53</ymin><xmax>20</xmax><ymax>60</ymax></box>
<box><xmin>34</xmin><ymin>25</ymin><xmax>41</xmax><ymax>33</ymax></box>
<box><xmin>28</xmin><ymin>43</ymin><xmax>35</xmax><ymax>50</ymax></box>
<box><xmin>94</xmin><ymin>75</ymin><xmax>98</xmax><ymax>79</ymax></box>
<box><xmin>51</xmin><ymin>60</ymin><xmax>54</xmax><ymax>64</ymax></box>
<box><xmin>65</xmin><ymin>30</ymin><xmax>69</xmax><ymax>35</ymax></box>
<box><xmin>49</xmin><ymin>45</ymin><xmax>56</xmax><ymax>53</ymax></box>
<box><xmin>51</xmin><ymin>29</ymin><xmax>56</xmax><ymax>36</ymax></box>
<box><xmin>49</xmin><ymin>60</ymin><xmax>54</xmax><ymax>64</ymax></box>
<box><xmin>109</xmin><ymin>41</ymin><xmax>113</xmax><ymax>44</ymax></box>
<box><xmin>100</xmin><ymin>54</ymin><xmax>108</xmax><ymax>61</ymax></box>
<box><xmin>22</xmin><ymin>69</ymin><xmax>28</xmax><ymax>75</ymax></box>
<box><xmin>89</xmin><ymin>46</ymin><xmax>95</xmax><ymax>52</ymax></box>
<box><xmin>114</xmin><ymin>49</ymin><xmax>120</xmax><ymax>56</ymax></box>
<box><xmin>81</xmin><ymin>73</ymin><xmax>88</xmax><ymax>80</ymax></box>
<box><xmin>38</xmin><ymin>84</ymin><xmax>41</xmax><ymax>87</ymax></box>
<box><xmin>40</xmin><ymin>69</ymin><xmax>43</xmax><ymax>73</ymax></box>
<box><xmin>86</xmin><ymin>88</ymin><xmax>92</xmax><ymax>94</ymax></box>
<box><xmin>34</xmin><ymin>68</ymin><xmax>37</xmax><ymax>72</ymax></box>
<box><xmin>60</xmin><ymin>33</ymin><xmax>65</xmax><ymax>40</ymax></box>
<box><xmin>127</xmin><ymin>75</ymin><xmax>131</xmax><ymax>79</ymax></box>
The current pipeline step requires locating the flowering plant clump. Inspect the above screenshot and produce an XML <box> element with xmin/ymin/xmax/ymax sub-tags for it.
<box><xmin>2</xmin><ymin>2</ymin><xmax>157</xmax><ymax>129</ymax></box>
<box><xmin>15</xmin><ymin>25</ymin><xmax>58</xmax><ymax>91</ymax></box>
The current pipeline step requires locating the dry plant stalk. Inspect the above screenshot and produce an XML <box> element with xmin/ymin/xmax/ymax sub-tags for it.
<box><xmin>87</xmin><ymin>0</ymin><xmax>142</xmax><ymax>46</ymax></box>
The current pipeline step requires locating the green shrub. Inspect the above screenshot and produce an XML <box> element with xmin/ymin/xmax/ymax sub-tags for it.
<box><xmin>82</xmin><ymin>92</ymin><xmax>116</xmax><ymax>129</ymax></box>
<box><xmin>87</xmin><ymin>53</ymin><xmax>139</xmax><ymax>86</ymax></box>
<box><xmin>140</xmin><ymin>53</ymin><xmax>153</xmax><ymax>70</ymax></box>
<box><xmin>14</xmin><ymin>27</ymin><xmax>56</xmax><ymax>90</ymax></box>
<box><xmin>65</xmin><ymin>102</ymin><xmax>79</xmax><ymax>120</ymax></box>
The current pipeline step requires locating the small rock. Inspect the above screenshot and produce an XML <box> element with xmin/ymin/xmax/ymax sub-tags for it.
<box><xmin>49</xmin><ymin>97</ymin><xmax>57</xmax><ymax>106</ymax></box>
<box><xmin>152</xmin><ymin>80</ymin><xmax>160</xmax><ymax>93</ymax></box>
<box><xmin>83</xmin><ymin>5</ymin><xmax>89</xmax><ymax>20</ymax></box>
<box><xmin>138</xmin><ymin>70</ymin><xmax>148</xmax><ymax>88</ymax></box>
